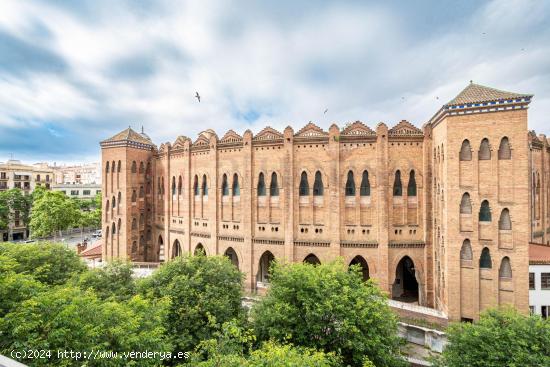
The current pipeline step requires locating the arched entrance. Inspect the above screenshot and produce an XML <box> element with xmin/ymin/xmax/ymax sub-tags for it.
<box><xmin>349</xmin><ymin>255</ymin><xmax>369</xmax><ymax>281</ymax></box>
<box><xmin>157</xmin><ymin>235</ymin><xmax>164</xmax><ymax>262</ymax></box>
<box><xmin>303</xmin><ymin>254</ymin><xmax>321</xmax><ymax>265</ymax></box>
<box><xmin>224</xmin><ymin>247</ymin><xmax>239</xmax><ymax>268</ymax></box>
<box><xmin>172</xmin><ymin>239</ymin><xmax>182</xmax><ymax>258</ymax></box>
<box><xmin>392</xmin><ymin>256</ymin><xmax>419</xmax><ymax>303</ymax></box>
<box><xmin>257</xmin><ymin>251</ymin><xmax>275</xmax><ymax>284</ymax></box>
<box><xmin>194</xmin><ymin>243</ymin><xmax>205</xmax><ymax>256</ymax></box>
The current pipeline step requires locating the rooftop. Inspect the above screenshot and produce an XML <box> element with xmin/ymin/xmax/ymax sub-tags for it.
<box><xmin>445</xmin><ymin>82</ymin><xmax>532</xmax><ymax>107</ymax></box>
<box><xmin>101</xmin><ymin>127</ymin><xmax>153</xmax><ymax>146</ymax></box>
<box><xmin>529</xmin><ymin>243</ymin><xmax>550</xmax><ymax>265</ymax></box>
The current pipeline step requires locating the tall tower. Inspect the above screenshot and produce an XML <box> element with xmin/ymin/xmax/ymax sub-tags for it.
<box><xmin>100</xmin><ymin>127</ymin><xmax>155</xmax><ymax>262</ymax></box>
<box><xmin>429</xmin><ymin>83</ymin><xmax>532</xmax><ymax>321</ymax></box>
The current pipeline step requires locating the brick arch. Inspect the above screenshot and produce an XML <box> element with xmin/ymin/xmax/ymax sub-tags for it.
<box><xmin>223</xmin><ymin>246</ymin><xmax>240</xmax><ymax>269</ymax></box>
<box><xmin>344</xmin><ymin>253</ymin><xmax>377</xmax><ymax>275</ymax></box>
<box><xmin>389</xmin><ymin>252</ymin><xmax>425</xmax><ymax>303</ymax></box>
<box><xmin>303</xmin><ymin>253</ymin><xmax>321</xmax><ymax>265</ymax></box>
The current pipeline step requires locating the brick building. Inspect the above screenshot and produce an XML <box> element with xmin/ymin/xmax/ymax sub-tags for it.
<box><xmin>101</xmin><ymin>83</ymin><xmax>546</xmax><ymax>322</ymax></box>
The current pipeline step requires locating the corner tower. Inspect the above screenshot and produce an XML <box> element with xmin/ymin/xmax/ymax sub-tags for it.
<box><xmin>100</xmin><ymin>127</ymin><xmax>156</xmax><ymax>262</ymax></box>
<box><xmin>429</xmin><ymin>83</ymin><xmax>533</xmax><ymax>321</ymax></box>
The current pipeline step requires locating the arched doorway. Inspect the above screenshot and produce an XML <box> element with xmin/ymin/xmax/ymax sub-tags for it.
<box><xmin>224</xmin><ymin>247</ymin><xmax>239</xmax><ymax>268</ymax></box>
<box><xmin>172</xmin><ymin>239</ymin><xmax>182</xmax><ymax>258</ymax></box>
<box><xmin>157</xmin><ymin>235</ymin><xmax>164</xmax><ymax>262</ymax></box>
<box><xmin>349</xmin><ymin>255</ymin><xmax>370</xmax><ymax>281</ymax></box>
<box><xmin>392</xmin><ymin>256</ymin><xmax>419</xmax><ymax>303</ymax></box>
<box><xmin>303</xmin><ymin>254</ymin><xmax>321</xmax><ymax>265</ymax></box>
<box><xmin>257</xmin><ymin>251</ymin><xmax>275</xmax><ymax>284</ymax></box>
<box><xmin>194</xmin><ymin>243</ymin><xmax>205</xmax><ymax>256</ymax></box>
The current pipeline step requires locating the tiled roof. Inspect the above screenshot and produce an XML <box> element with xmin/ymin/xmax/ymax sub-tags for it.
<box><xmin>101</xmin><ymin>127</ymin><xmax>153</xmax><ymax>145</ymax></box>
<box><xmin>445</xmin><ymin>83</ymin><xmax>532</xmax><ymax>107</ymax></box>
<box><xmin>529</xmin><ymin>243</ymin><xmax>550</xmax><ymax>265</ymax></box>
<box><xmin>80</xmin><ymin>242</ymin><xmax>102</xmax><ymax>258</ymax></box>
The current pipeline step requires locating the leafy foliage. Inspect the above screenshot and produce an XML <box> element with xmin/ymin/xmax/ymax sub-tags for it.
<box><xmin>76</xmin><ymin>260</ymin><xmax>137</xmax><ymax>301</ymax></box>
<box><xmin>140</xmin><ymin>254</ymin><xmax>245</xmax><ymax>355</ymax></box>
<box><xmin>251</xmin><ymin>260</ymin><xmax>406</xmax><ymax>367</ymax></box>
<box><xmin>434</xmin><ymin>308</ymin><xmax>550</xmax><ymax>367</ymax></box>
<box><xmin>0</xmin><ymin>287</ymin><xmax>170</xmax><ymax>367</ymax></box>
<box><xmin>0</xmin><ymin>188</ymin><xmax>33</xmax><ymax>231</ymax></box>
<box><xmin>29</xmin><ymin>189</ymin><xmax>82</xmax><ymax>238</ymax></box>
<box><xmin>0</xmin><ymin>241</ymin><xmax>86</xmax><ymax>285</ymax></box>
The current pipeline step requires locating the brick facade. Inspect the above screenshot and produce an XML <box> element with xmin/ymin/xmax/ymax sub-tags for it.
<box><xmin>101</xmin><ymin>83</ymin><xmax>544</xmax><ymax>321</ymax></box>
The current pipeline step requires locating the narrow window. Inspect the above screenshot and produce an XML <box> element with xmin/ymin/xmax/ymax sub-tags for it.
<box><xmin>460</xmin><ymin>193</ymin><xmax>472</xmax><ymax>214</ymax></box>
<box><xmin>178</xmin><ymin>176</ymin><xmax>182</xmax><ymax>195</ymax></box>
<box><xmin>270</xmin><ymin>172</ymin><xmax>279</xmax><ymax>196</ymax></box>
<box><xmin>479</xmin><ymin>200</ymin><xmax>492</xmax><ymax>222</ymax></box>
<box><xmin>479</xmin><ymin>138</ymin><xmax>491</xmax><ymax>160</ymax></box>
<box><xmin>105</xmin><ymin>162</ymin><xmax>110</xmax><ymax>174</ymax></box>
<box><xmin>257</xmin><ymin>173</ymin><xmax>266</xmax><ymax>196</ymax></box>
<box><xmin>139</xmin><ymin>161</ymin><xmax>144</xmax><ymax>173</ymax></box>
<box><xmin>222</xmin><ymin>174</ymin><xmax>229</xmax><ymax>196</ymax></box>
<box><xmin>202</xmin><ymin>175</ymin><xmax>208</xmax><ymax>196</ymax></box>
<box><xmin>460</xmin><ymin>239</ymin><xmax>472</xmax><ymax>260</ymax></box>
<box><xmin>232</xmin><ymin>174</ymin><xmax>240</xmax><ymax>196</ymax></box>
<box><xmin>529</xmin><ymin>273</ymin><xmax>535</xmax><ymax>290</ymax></box>
<box><xmin>131</xmin><ymin>161</ymin><xmax>137</xmax><ymax>173</ymax></box>
<box><xmin>480</xmin><ymin>247</ymin><xmax>492</xmax><ymax>268</ymax></box>
<box><xmin>460</xmin><ymin>140</ymin><xmax>472</xmax><ymax>161</ymax></box>
<box><xmin>407</xmin><ymin>170</ymin><xmax>417</xmax><ymax>196</ymax></box>
<box><xmin>360</xmin><ymin>170</ymin><xmax>370</xmax><ymax>196</ymax></box>
<box><xmin>117</xmin><ymin>161</ymin><xmax>122</xmax><ymax>173</ymax></box>
<box><xmin>499</xmin><ymin>257</ymin><xmax>512</xmax><ymax>278</ymax></box>
<box><xmin>193</xmin><ymin>175</ymin><xmax>199</xmax><ymax>196</ymax></box>
<box><xmin>139</xmin><ymin>186</ymin><xmax>144</xmax><ymax>198</ymax></box>
<box><xmin>299</xmin><ymin>172</ymin><xmax>309</xmax><ymax>196</ymax></box>
<box><xmin>345</xmin><ymin>171</ymin><xmax>355</xmax><ymax>196</ymax></box>
<box><xmin>172</xmin><ymin>176</ymin><xmax>176</xmax><ymax>195</ymax></box>
<box><xmin>498</xmin><ymin>137</ymin><xmax>511</xmax><ymax>160</ymax></box>
<box><xmin>131</xmin><ymin>190</ymin><xmax>137</xmax><ymax>202</ymax></box>
<box><xmin>393</xmin><ymin>170</ymin><xmax>402</xmax><ymax>196</ymax></box>
<box><xmin>499</xmin><ymin>209</ymin><xmax>511</xmax><ymax>230</ymax></box>
<box><xmin>313</xmin><ymin>171</ymin><xmax>323</xmax><ymax>196</ymax></box>
<box><xmin>131</xmin><ymin>218</ymin><xmax>137</xmax><ymax>230</ymax></box>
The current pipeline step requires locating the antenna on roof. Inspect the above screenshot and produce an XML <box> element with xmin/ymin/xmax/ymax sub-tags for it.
<box><xmin>141</xmin><ymin>125</ymin><xmax>144</xmax><ymax>134</ymax></box>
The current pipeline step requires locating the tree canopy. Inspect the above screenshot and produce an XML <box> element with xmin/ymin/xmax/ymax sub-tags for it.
<box><xmin>29</xmin><ymin>189</ymin><xmax>82</xmax><ymax>238</ymax></box>
<box><xmin>0</xmin><ymin>188</ymin><xmax>33</xmax><ymax>231</ymax></box>
<box><xmin>251</xmin><ymin>260</ymin><xmax>406</xmax><ymax>367</ymax></box>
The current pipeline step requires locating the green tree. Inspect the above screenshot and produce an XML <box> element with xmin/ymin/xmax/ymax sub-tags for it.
<box><xmin>140</xmin><ymin>254</ymin><xmax>245</xmax><ymax>356</ymax></box>
<box><xmin>0</xmin><ymin>188</ymin><xmax>33</xmax><ymax>233</ymax></box>
<box><xmin>0</xmin><ymin>287</ymin><xmax>170</xmax><ymax>367</ymax></box>
<box><xmin>0</xmin><ymin>242</ymin><xmax>86</xmax><ymax>285</ymax></box>
<box><xmin>434</xmin><ymin>308</ymin><xmax>550</xmax><ymax>367</ymax></box>
<box><xmin>251</xmin><ymin>260</ymin><xmax>406</xmax><ymax>367</ymax></box>
<box><xmin>77</xmin><ymin>260</ymin><xmax>137</xmax><ymax>301</ymax></box>
<box><xmin>29</xmin><ymin>189</ymin><xmax>82</xmax><ymax>238</ymax></box>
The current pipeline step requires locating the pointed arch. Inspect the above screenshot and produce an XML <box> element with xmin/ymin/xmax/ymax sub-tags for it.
<box><xmin>460</xmin><ymin>239</ymin><xmax>473</xmax><ymax>261</ymax></box>
<box><xmin>460</xmin><ymin>193</ymin><xmax>472</xmax><ymax>214</ymax></box>
<box><xmin>345</xmin><ymin>170</ymin><xmax>355</xmax><ymax>196</ymax></box>
<box><xmin>392</xmin><ymin>256</ymin><xmax>418</xmax><ymax>302</ymax></box>
<box><xmin>407</xmin><ymin>170</ymin><xmax>417</xmax><ymax>196</ymax></box>
<box><xmin>499</xmin><ymin>208</ymin><xmax>511</xmax><ymax>230</ymax></box>
<box><xmin>393</xmin><ymin>170</ymin><xmax>402</xmax><ymax>196</ymax></box>
<box><xmin>479</xmin><ymin>138</ymin><xmax>491</xmax><ymax>160</ymax></box>
<box><xmin>105</xmin><ymin>161</ymin><xmax>110</xmax><ymax>174</ymax></box>
<box><xmin>257</xmin><ymin>251</ymin><xmax>275</xmax><ymax>284</ymax></box>
<box><xmin>360</xmin><ymin>170</ymin><xmax>370</xmax><ymax>196</ymax></box>
<box><xmin>499</xmin><ymin>257</ymin><xmax>512</xmax><ymax>278</ymax></box>
<box><xmin>139</xmin><ymin>161</ymin><xmax>144</xmax><ymax>173</ymax></box>
<box><xmin>131</xmin><ymin>190</ymin><xmax>137</xmax><ymax>202</ymax></box>
<box><xmin>349</xmin><ymin>255</ymin><xmax>369</xmax><ymax>280</ymax></box>
<box><xmin>222</xmin><ymin>174</ymin><xmax>229</xmax><ymax>196</ymax></box>
<box><xmin>299</xmin><ymin>171</ymin><xmax>309</xmax><ymax>196</ymax></box>
<box><xmin>178</xmin><ymin>175</ymin><xmax>182</xmax><ymax>195</ymax></box>
<box><xmin>117</xmin><ymin>160</ymin><xmax>122</xmax><ymax>173</ymax></box>
<box><xmin>460</xmin><ymin>139</ymin><xmax>472</xmax><ymax>161</ymax></box>
<box><xmin>172</xmin><ymin>176</ymin><xmax>176</xmax><ymax>195</ymax></box>
<box><xmin>172</xmin><ymin>239</ymin><xmax>182</xmax><ymax>258</ymax></box>
<box><xmin>202</xmin><ymin>175</ymin><xmax>208</xmax><ymax>196</ymax></box>
<box><xmin>139</xmin><ymin>186</ymin><xmax>144</xmax><ymax>198</ymax></box>
<box><xmin>257</xmin><ymin>173</ymin><xmax>266</xmax><ymax>196</ymax></box>
<box><xmin>498</xmin><ymin>137</ymin><xmax>511</xmax><ymax>160</ymax></box>
<box><xmin>194</xmin><ymin>243</ymin><xmax>205</xmax><ymax>256</ymax></box>
<box><xmin>270</xmin><ymin>172</ymin><xmax>279</xmax><ymax>196</ymax></box>
<box><xmin>131</xmin><ymin>161</ymin><xmax>137</xmax><ymax>173</ymax></box>
<box><xmin>131</xmin><ymin>217</ymin><xmax>137</xmax><ymax>230</ymax></box>
<box><xmin>313</xmin><ymin>171</ymin><xmax>323</xmax><ymax>196</ymax></box>
<box><xmin>193</xmin><ymin>175</ymin><xmax>199</xmax><ymax>195</ymax></box>
<box><xmin>480</xmin><ymin>247</ymin><xmax>492</xmax><ymax>268</ymax></box>
<box><xmin>224</xmin><ymin>247</ymin><xmax>239</xmax><ymax>268</ymax></box>
<box><xmin>479</xmin><ymin>200</ymin><xmax>492</xmax><ymax>222</ymax></box>
<box><xmin>304</xmin><ymin>253</ymin><xmax>321</xmax><ymax>265</ymax></box>
<box><xmin>232</xmin><ymin>173</ymin><xmax>240</xmax><ymax>196</ymax></box>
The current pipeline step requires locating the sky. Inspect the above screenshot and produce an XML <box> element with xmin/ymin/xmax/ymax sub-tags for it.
<box><xmin>0</xmin><ymin>0</ymin><xmax>549</xmax><ymax>164</ymax></box>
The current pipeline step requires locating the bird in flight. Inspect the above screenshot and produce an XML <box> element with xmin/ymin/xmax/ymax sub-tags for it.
<box><xmin>195</xmin><ymin>92</ymin><xmax>201</xmax><ymax>102</ymax></box>
<box><xmin>324</xmin><ymin>108</ymin><xmax>328</xmax><ymax>114</ymax></box>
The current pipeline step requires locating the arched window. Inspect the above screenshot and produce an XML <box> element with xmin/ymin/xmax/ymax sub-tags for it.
<box><xmin>313</xmin><ymin>171</ymin><xmax>323</xmax><ymax>196</ymax></box>
<box><xmin>139</xmin><ymin>186</ymin><xmax>144</xmax><ymax>198</ymax></box>
<box><xmin>460</xmin><ymin>193</ymin><xmax>472</xmax><ymax>214</ymax></box>
<box><xmin>393</xmin><ymin>170</ymin><xmax>402</xmax><ymax>196</ymax></box>
<box><xmin>499</xmin><ymin>208</ymin><xmax>511</xmax><ymax>230</ymax></box>
<box><xmin>193</xmin><ymin>175</ymin><xmax>199</xmax><ymax>196</ymax></box>
<box><xmin>345</xmin><ymin>171</ymin><xmax>355</xmax><ymax>196</ymax></box>
<box><xmin>460</xmin><ymin>239</ymin><xmax>472</xmax><ymax>260</ymax></box>
<box><xmin>499</xmin><ymin>257</ymin><xmax>512</xmax><ymax>278</ymax></box>
<box><xmin>299</xmin><ymin>172</ymin><xmax>309</xmax><ymax>196</ymax></box>
<box><xmin>479</xmin><ymin>200</ymin><xmax>492</xmax><ymax>222</ymax></box>
<box><xmin>498</xmin><ymin>137</ymin><xmax>511</xmax><ymax>160</ymax></box>
<box><xmin>360</xmin><ymin>170</ymin><xmax>370</xmax><ymax>196</ymax></box>
<box><xmin>479</xmin><ymin>138</ymin><xmax>491</xmax><ymax>160</ymax></box>
<box><xmin>105</xmin><ymin>162</ymin><xmax>110</xmax><ymax>174</ymax></box>
<box><xmin>270</xmin><ymin>172</ymin><xmax>279</xmax><ymax>196</ymax></box>
<box><xmin>117</xmin><ymin>161</ymin><xmax>121</xmax><ymax>173</ymax></box>
<box><xmin>257</xmin><ymin>173</ymin><xmax>266</xmax><ymax>196</ymax></box>
<box><xmin>131</xmin><ymin>218</ymin><xmax>137</xmax><ymax>230</ymax></box>
<box><xmin>460</xmin><ymin>140</ymin><xmax>472</xmax><ymax>161</ymax></box>
<box><xmin>105</xmin><ymin>200</ymin><xmax>110</xmax><ymax>213</ymax></box>
<box><xmin>139</xmin><ymin>161</ymin><xmax>144</xmax><ymax>173</ymax></box>
<box><xmin>172</xmin><ymin>177</ymin><xmax>176</xmax><ymax>195</ymax></box>
<box><xmin>146</xmin><ymin>162</ymin><xmax>151</xmax><ymax>174</ymax></box>
<box><xmin>112</xmin><ymin>196</ymin><xmax>116</xmax><ymax>208</ymax></box>
<box><xmin>118</xmin><ymin>192</ymin><xmax>122</xmax><ymax>205</ymax></box>
<box><xmin>202</xmin><ymin>175</ymin><xmax>208</xmax><ymax>195</ymax></box>
<box><xmin>178</xmin><ymin>176</ymin><xmax>182</xmax><ymax>195</ymax></box>
<box><xmin>304</xmin><ymin>254</ymin><xmax>321</xmax><ymax>265</ymax></box>
<box><xmin>161</xmin><ymin>177</ymin><xmax>164</xmax><ymax>195</ymax></box>
<box><xmin>131</xmin><ymin>161</ymin><xmax>137</xmax><ymax>173</ymax></box>
<box><xmin>232</xmin><ymin>174</ymin><xmax>240</xmax><ymax>196</ymax></box>
<box><xmin>46</xmin><ymin>174</ymin><xmax>50</xmax><ymax>182</ymax></box>
<box><xmin>222</xmin><ymin>174</ymin><xmax>229</xmax><ymax>196</ymax></box>
<box><xmin>407</xmin><ymin>170</ymin><xmax>417</xmax><ymax>196</ymax></box>
<box><xmin>131</xmin><ymin>190</ymin><xmax>137</xmax><ymax>202</ymax></box>
<box><xmin>139</xmin><ymin>213</ymin><xmax>144</xmax><ymax>226</ymax></box>
<box><xmin>36</xmin><ymin>174</ymin><xmax>40</xmax><ymax>182</ymax></box>
<box><xmin>480</xmin><ymin>247</ymin><xmax>492</xmax><ymax>268</ymax></box>
<box><xmin>157</xmin><ymin>177</ymin><xmax>161</xmax><ymax>194</ymax></box>
<box><xmin>112</xmin><ymin>223</ymin><xmax>116</xmax><ymax>235</ymax></box>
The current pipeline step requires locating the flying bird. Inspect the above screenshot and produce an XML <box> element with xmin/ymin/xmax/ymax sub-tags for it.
<box><xmin>195</xmin><ymin>92</ymin><xmax>201</xmax><ymax>102</ymax></box>
<box><xmin>324</xmin><ymin>108</ymin><xmax>328</xmax><ymax>114</ymax></box>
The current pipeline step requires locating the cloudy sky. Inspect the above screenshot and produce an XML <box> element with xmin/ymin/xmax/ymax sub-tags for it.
<box><xmin>0</xmin><ymin>0</ymin><xmax>549</xmax><ymax>164</ymax></box>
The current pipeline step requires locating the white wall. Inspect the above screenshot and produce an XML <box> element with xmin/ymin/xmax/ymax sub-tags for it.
<box><xmin>529</xmin><ymin>264</ymin><xmax>550</xmax><ymax>317</ymax></box>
